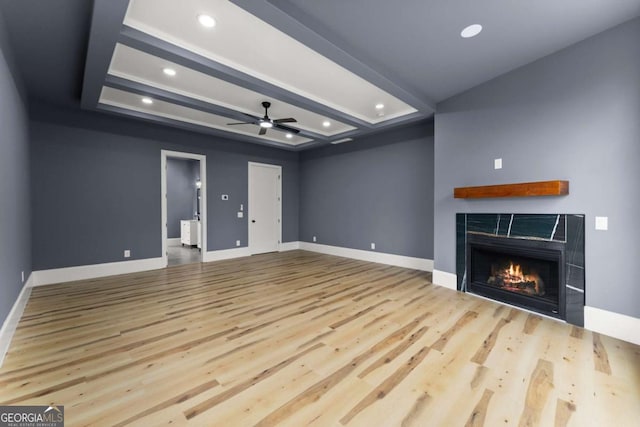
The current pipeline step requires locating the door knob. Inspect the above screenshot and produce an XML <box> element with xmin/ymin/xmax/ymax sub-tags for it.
<box><xmin>251</xmin><ymin>220</ymin><xmax>256</xmax><ymax>223</ymax></box>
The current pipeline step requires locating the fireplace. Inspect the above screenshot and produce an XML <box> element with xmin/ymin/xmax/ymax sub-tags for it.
<box><xmin>456</xmin><ymin>214</ymin><xmax>585</xmax><ymax>326</ymax></box>
<box><xmin>467</xmin><ymin>233</ymin><xmax>565</xmax><ymax>319</ymax></box>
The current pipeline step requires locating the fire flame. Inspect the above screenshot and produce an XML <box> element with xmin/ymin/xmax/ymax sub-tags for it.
<box><xmin>508</xmin><ymin>263</ymin><xmax>522</xmax><ymax>278</ymax></box>
<box><xmin>488</xmin><ymin>262</ymin><xmax>545</xmax><ymax>296</ymax></box>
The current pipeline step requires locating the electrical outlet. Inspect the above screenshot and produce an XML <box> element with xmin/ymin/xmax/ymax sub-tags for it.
<box><xmin>371</xmin><ymin>243</ymin><xmax>376</xmax><ymax>250</ymax></box>
<box><xmin>494</xmin><ymin>158</ymin><xmax>502</xmax><ymax>169</ymax></box>
<box><xmin>124</xmin><ymin>249</ymin><xmax>131</xmax><ymax>258</ymax></box>
<box><xmin>595</xmin><ymin>216</ymin><xmax>608</xmax><ymax>231</ymax></box>
<box><xmin>237</xmin><ymin>211</ymin><xmax>244</xmax><ymax>218</ymax></box>
<box><xmin>312</xmin><ymin>236</ymin><xmax>317</xmax><ymax>242</ymax></box>
<box><xmin>236</xmin><ymin>240</ymin><xmax>241</xmax><ymax>247</ymax></box>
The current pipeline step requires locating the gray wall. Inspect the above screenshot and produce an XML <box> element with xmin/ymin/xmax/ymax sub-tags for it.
<box><xmin>434</xmin><ymin>18</ymin><xmax>640</xmax><ymax>318</ymax></box>
<box><xmin>30</xmin><ymin>106</ymin><xmax>299</xmax><ymax>270</ymax></box>
<box><xmin>0</xmin><ymin>13</ymin><xmax>30</xmax><ymax>325</ymax></box>
<box><xmin>300</xmin><ymin>122</ymin><xmax>434</xmax><ymax>259</ymax></box>
<box><xmin>167</xmin><ymin>158</ymin><xmax>199</xmax><ymax>238</ymax></box>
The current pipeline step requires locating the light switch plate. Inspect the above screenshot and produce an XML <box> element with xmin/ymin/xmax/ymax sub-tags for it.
<box><xmin>494</xmin><ymin>158</ymin><xmax>502</xmax><ymax>169</ymax></box>
<box><xmin>237</xmin><ymin>211</ymin><xmax>243</xmax><ymax>218</ymax></box>
<box><xmin>595</xmin><ymin>216</ymin><xmax>608</xmax><ymax>231</ymax></box>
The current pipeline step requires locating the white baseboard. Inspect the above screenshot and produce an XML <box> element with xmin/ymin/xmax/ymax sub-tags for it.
<box><xmin>33</xmin><ymin>257</ymin><xmax>165</xmax><ymax>286</ymax></box>
<box><xmin>280</xmin><ymin>241</ymin><xmax>300</xmax><ymax>251</ymax></box>
<box><xmin>432</xmin><ymin>269</ymin><xmax>458</xmax><ymax>290</ymax></box>
<box><xmin>584</xmin><ymin>306</ymin><xmax>640</xmax><ymax>346</ymax></box>
<box><xmin>203</xmin><ymin>247</ymin><xmax>251</xmax><ymax>262</ymax></box>
<box><xmin>299</xmin><ymin>242</ymin><xmax>433</xmax><ymax>271</ymax></box>
<box><xmin>166</xmin><ymin>238</ymin><xmax>181</xmax><ymax>245</ymax></box>
<box><xmin>0</xmin><ymin>274</ymin><xmax>34</xmax><ymax>368</ymax></box>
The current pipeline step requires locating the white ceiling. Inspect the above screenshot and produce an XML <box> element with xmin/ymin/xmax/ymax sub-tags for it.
<box><xmin>123</xmin><ymin>0</ymin><xmax>417</xmax><ymax>125</ymax></box>
<box><xmin>75</xmin><ymin>0</ymin><xmax>640</xmax><ymax>150</ymax></box>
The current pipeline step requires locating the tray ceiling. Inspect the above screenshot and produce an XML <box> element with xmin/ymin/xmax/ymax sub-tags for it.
<box><xmin>83</xmin><ymin>0</ymin><xmax>430</xmax><ymax>150</ymax></box>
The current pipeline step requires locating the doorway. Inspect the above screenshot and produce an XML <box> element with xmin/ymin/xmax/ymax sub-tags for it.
<box><xmin>161</xmin><ymin>150</ymin><xmax>207</xmax><ymax>267</ymax></box>
<box><xmin>248</xmin><ymin>162</ymin><xmax>282</xmax><ymax>255</ymax></box>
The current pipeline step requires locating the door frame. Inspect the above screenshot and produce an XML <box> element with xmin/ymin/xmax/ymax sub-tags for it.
<box><xmin>161</xmin><ymin>150</ymin><xmax>207</xmax><ymax>267</ymax></box>
<box><xmin>248</xmin><ymin>161</ymin><xmax>282</xmax><ymax>255</ymax></box>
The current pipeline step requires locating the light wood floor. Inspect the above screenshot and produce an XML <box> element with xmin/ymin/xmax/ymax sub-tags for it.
<box><xmin>0</xmin><ymin>251</ymin><xmax>638</xmax><ymax>426</ymax></box>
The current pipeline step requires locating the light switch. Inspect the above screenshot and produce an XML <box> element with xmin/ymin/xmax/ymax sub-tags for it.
<box><xmin>494</xmin><ymin>158</ymin><xmax>502</xmax><ymax>169</ymax></box>
<box><xmin>237</xmin><ymin>212</ymin><xmax>243</xmax><ymax>218</ymax></box>
<box><xmin>595</xmin><ymin>216</ymin><xmax>608</xmax><ymax>231</ymax></box>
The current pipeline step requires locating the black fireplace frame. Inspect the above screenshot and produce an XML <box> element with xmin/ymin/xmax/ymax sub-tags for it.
<box><xmin>466</xmin><ymin>233</ymin><xmax>566</xmax><ymax>319</ymax></box>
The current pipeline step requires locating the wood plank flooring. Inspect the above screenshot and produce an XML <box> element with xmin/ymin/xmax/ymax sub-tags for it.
<box><xmin>0</xmin><ymin>250</ymin><xmax>638</xmax><ymax>426</ymax></box>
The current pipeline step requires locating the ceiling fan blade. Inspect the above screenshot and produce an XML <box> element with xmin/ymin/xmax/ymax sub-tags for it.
<box><xmin>273</xmin><ymin>118</ymin><xmax>297</xmax><ymax>124</ymax></box>
<box><xmin>274</xmin><ymin>123</ymin><xmax>300</xmax><ymax>134</ymax></box>
<box><xmin>227</xmin><ymin>122</ymin><xmax>254</xmax><ymax>125</ymax></box>
<box><xmin>259</xmin><ymin>127</ymin><xmax>267</xmax><ymax>136</ymax></box>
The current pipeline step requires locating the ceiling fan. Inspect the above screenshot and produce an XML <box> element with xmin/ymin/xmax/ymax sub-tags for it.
<box><xmin>227</xmin><ymin>101</ymin><xmax>299</xmax><ymax>136</ymax></box>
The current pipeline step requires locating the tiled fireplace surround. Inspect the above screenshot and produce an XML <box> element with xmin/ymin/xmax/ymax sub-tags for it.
<box><xmin>456</xmin><ymin>214</ymin><xmax>585</xmax><ymax>326</ymax></box>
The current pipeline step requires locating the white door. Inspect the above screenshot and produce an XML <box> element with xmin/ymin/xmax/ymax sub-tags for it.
<box><xmin>248</xmin><ymin>162</ymin><xmax>281</xmax><ymax>254</ymax></box>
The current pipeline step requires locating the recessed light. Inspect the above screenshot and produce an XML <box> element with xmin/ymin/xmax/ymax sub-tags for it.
<box><xmin>285</xmin><ymin>133</ymin><xmax>293</xmax><ymax>139</ymax></box>
<box><xmin>375</xmin><ymin>103</ymin><xmax>385</xmax><ymax>110</ymax></box>
<box><xmin>461</xmin><ymin>24</ymin><xmax>482</xmax><ymax>38</ymax></box>
<box><xmin>198</xmin><ymin>14</ymin><xmax>216</xmax><ymax>28</ymax></box>
<box><xmin>141</xmin><ymin>97</ymin><xmax>153</xmax><ymax>105</ymax></box>
<box><xmin>162</xmin><ymin>67</ymin><xmax>176</xmax><ymax>77</ymax></box>
<box><xmin>322</xmin><ymin>121</ymin><xmax>331</xmax><ymax>128</ymax></box>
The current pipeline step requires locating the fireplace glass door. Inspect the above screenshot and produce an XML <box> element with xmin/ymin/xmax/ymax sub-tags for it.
<box><xmin>467</xmin><ymin>234</ymin><xmax>565</xmax><ymax>319</ymax></box>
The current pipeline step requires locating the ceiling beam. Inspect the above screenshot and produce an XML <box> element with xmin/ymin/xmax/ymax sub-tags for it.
<box><xmin>118</xmin><ymin>26</ymin><xmax>374</xmax><ymax>130</ymax></box>
<box><xmin>81</xmin><ymin>0</ymin><xmax>130</xmax><ymax>110</ymax></box>
<box><xmin>96</xmin><ymin>103</ymin><xmax>302</xmax><ymax>151</ymax></box>
<box><xmin>103</xmin><ymin>75</ymin><xmax>331</xmax><ymax>142</ymax></box>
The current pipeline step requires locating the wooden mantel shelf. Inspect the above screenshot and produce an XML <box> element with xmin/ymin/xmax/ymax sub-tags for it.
<box><xmin>454</xmin><ymin>180</ymin><xmax>569</xmax><ymax>199</ymax></box>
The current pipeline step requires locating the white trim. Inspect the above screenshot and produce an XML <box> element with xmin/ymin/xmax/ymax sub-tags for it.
<box><xmin>32</xmin><ymin>257</ymin><xmax>165</xmax><ymax>286</ymax></box>
<box><xmin>299</xmin><ymin>242</ymin><xmax>433</xmax><ymax>271</ymax></box>
<box><xmin>432</xmin><ymin>269</ymin><xmax>458</xmax><ymax>290</ymax></box>
<box><xmin>203</xmin><ymin>247</ymin><xmax>251</xmax><ymax>262</ymax></box>
<box><xmin>248</xmin><ymin>162</ymin><xmax>282</xmax><ymax>255</ymax></box>
<box><xmin>279</xmin><ymin>241</ymin><xmax>301</xmax><ymax>251</ymax></box>
<box><xmin>0</xmin><ymin>274</ymin><xmax>34</xmax><ymax>367</ymax></box>
<box><xmin>166</xmin><ymin>237</ymin><xmax>181</xmax><ymax>245</ymax></box>
<box><xmin>162</xmin><ymin>150</ymin><xmax>207</xmax><ymax>268</ymax></box>
<box><xmin>584</xmin><ymin>306</ymin><xmax>640</xmax><ymax>346</ymax></box>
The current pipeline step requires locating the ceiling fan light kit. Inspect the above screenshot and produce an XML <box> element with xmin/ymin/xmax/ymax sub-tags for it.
<box><xmin>226</xmin><ymin>101</ymin><xmax>298</xmax><ymax>136</ymax></box>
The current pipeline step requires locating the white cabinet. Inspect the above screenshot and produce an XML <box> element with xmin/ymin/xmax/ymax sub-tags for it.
<box><xmin>181</xmin><ymin>220</ymin><xmax>198</xmax><ymax>246</ymax></box>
